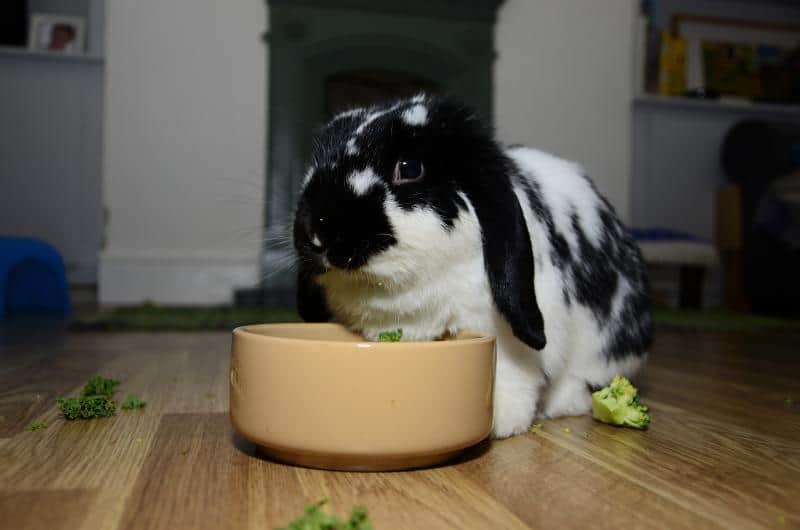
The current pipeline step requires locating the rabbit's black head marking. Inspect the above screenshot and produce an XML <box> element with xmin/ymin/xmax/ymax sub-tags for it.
<box><xmin>295</xmin><ymin>95</ymin><xmax>468</xmax><ymax>270</ymax></box>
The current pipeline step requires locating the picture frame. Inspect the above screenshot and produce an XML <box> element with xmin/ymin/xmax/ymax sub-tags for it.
<box><xmin>28</xmin><ymin>14</ymin><xmax>86</xmax><ymax>54</ymax></box>
<box><xmin>671</xmin><ymin>14</ymin><xmax>800</xmax><ymax>93</ymax></box>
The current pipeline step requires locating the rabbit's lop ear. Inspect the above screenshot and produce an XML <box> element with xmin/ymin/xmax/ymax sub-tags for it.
<box><xmin>296</xmin><ymin>261</ymin><xmax>331</xmax><ymax>322</ymax></box>
<box><xmin>426</xmin><ymin>96</ymin><xmax>546</xmax><ymax>350</ymax></box>
<box><xmin>469</xmin><ymin>185</ymin><xmax>547</xmax><ymax>351</ymax></box>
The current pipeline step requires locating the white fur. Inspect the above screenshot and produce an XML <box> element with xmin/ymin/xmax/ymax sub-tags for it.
<box><xmin>334</xmin><ymin>108</ymin><xmax>365</xmax><ymax>121</ymax></box>
<box><xmin>510</xmin><ymin>148</ymin><xmax>604</xmax><ymax>247</ymax></box>
<box><xmin>401</xmin><ymin>105</ymin><xmax>428</xmax><ymax>126</ymax></box>
<box><xmin>318</xmin><ymin>197</ymin><xmax>492</xmax><ymax>342</ymax></box>
<box><xmin>301</xmin><ymin>166</ymin><xmax>315</xmax><ymax>189</ymax></box>
<box><xmin>317</xmin><ymin>147</ymin><xmax>645</xmax><ymax>438</ymax></box>
<box><xmin>348</xmin><ymin>167</ymin><xmax>382</xmax><ymax>196</ymax></box>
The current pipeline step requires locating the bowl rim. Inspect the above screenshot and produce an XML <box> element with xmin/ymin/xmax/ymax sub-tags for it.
<box><xmin>233</xmin><ymin>322</ymin><xmax>495</xmax><ymax>347</ymax></box>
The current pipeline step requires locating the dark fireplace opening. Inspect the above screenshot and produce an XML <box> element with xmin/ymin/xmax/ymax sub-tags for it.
<box><xmin>236</xmin><ymin>0</ymin><xmax>501</xmax><ymax>309</ymax></box>
<box><xmin>324</xmin><ymin>69</ymin><xmax>440</xmax><ymax>119</ymax></box>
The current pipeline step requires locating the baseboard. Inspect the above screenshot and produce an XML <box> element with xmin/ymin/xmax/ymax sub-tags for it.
<box><xmin>99</xmin><ymin>248</ymin><xmax>260</xmax><ymax>305</ymax></box>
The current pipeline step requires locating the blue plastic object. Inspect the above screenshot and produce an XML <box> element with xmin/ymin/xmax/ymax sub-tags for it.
<box><xmin>0</xmin><ymin>237</ymin><xmax>71</xmax><ymax>319</ymax></box>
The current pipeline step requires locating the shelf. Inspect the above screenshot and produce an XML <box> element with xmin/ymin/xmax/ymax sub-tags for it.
<box><xmin>633</xmin><ymin>94</ymin><xmax>800</xmax><ymax>117</ymax></box>
<box><xmin>0</xmin><ymin>45</ymin><xmax>104</xmax><ymax>65</ymax></box>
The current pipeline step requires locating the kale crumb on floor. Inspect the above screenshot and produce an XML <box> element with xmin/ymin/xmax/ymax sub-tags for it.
<box><xmin>121</xmin><ymin>394</ymin><xmax>146</xmax><ymax>409</ymax></box>
<box><xmin>278</xmin><ymin>500</ymin><xmax>373</xmax><ymax>530</ymax></box>
<box><xmin>56</xmin><ymin>375</ymin><xmax>146</xmax><ymax>420</ymax></box>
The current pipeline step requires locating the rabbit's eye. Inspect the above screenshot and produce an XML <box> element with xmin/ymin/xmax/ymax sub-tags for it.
<box><xmin>393</xmin><ymin>159</ymin><xmax>424</xmax><ymax>184</ymax></box>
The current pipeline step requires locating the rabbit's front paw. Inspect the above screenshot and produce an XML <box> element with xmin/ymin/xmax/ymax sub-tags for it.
<box><xmin>490</xmin><ymin>386</ymin><xmax>538</xmax><ymax>439</ymax></box>
<box><xmin>540</xmin><ymin>374</ymin><xmax>592</xmax><ymax>419</ymax></box>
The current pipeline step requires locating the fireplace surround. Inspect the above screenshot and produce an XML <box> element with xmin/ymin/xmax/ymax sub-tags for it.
<box><xmin>258</xmin><ymin>0</ymin><xmax>502</xmax><ymax>305</ymax></box>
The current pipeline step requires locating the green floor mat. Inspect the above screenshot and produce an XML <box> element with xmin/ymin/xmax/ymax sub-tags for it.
<box><xmin>70</xmin><ymin>305</ymin><xmax>800</xmax><ymax>335</ymax></box>
<box><xmin>70</xmin><ymin>305</ymin><xmax>301</xmax><ymax>331</ymax></box>
<box><xmin>652</xmin><ymin>307</ymin><xmax>800</xmax><ymax>335</ymax></box>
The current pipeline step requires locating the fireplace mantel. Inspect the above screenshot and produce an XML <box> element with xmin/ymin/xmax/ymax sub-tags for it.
<box><xmin>268</xmin><ymin>0</ymin><xmax>503</xmax><ymax>22</ymax></box>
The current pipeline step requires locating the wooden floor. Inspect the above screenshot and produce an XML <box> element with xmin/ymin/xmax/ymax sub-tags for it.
<box><xmin>1</xmin><ymin>324</ymin><xmax>798</xmax><ymax>530</ymax></box>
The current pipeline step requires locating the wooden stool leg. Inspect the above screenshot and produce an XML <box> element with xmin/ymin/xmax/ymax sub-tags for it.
<box><xmin>721</xmin><ymin>250</ymin><xmax>747</xmax><ymax>311</ymax></box>
<box><xmin>679</xmin><ymin>266</ymin><xmax>705</xmax><ymax>309</ymax></box>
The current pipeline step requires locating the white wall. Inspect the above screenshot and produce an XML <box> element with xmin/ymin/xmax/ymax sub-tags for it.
<box><xmin>495</xmin><ymin>0</ymin><xmax>637</xmax><ymax>220</ymax></box>
<box><xmin>0</xmin><ymin>52</ymin><xmax>104</xmax><ymax>285</ymax></box>
<box><xmin>28</xmin><ymin>0</ymin><xmax>89</xmax><ymax>19</ymax></box>
<box><xmin>100</xmin><ymin>0</ymin><xmax>267</xmax><ymax>305</ymax></box>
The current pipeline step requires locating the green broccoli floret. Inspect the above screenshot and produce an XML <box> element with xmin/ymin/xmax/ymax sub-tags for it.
<box><xmin>377</xmin><ymin>329</ymin><xmax>402</xmax><ymax>342</ymax></box>
<box><xmin>278</xmin><ymin>500</ymin><xmax>373</xmax><ymax>530</ymax></box>
<box><xmin>591</xmin><ymin>375</ymin><xmax>650</xmax><ymax>429</ymax></box>
<box><xmin>27</xmin><ymin>422</ymin><xmax>48</xmax><ymax>431</ymax></box>
<box><xmin>121</xmin><ymin>394</ymin><xmax>146</xmax><ymax>410</ymax></box>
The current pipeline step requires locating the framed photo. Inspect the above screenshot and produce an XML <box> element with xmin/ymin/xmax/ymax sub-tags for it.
<box><xmin>672</xmin><ymin>14</ymin><xmax>800</xmax><ymax>95</ymax></box>
<box><xmin>28</xmin><ymin>14</ymin><xmax>86</xmax><ymax>54</ymax></box>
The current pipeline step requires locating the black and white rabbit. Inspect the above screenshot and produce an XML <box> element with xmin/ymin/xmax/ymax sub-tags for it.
<box><xmin>293</xmin><ymin>94</ymin><xmax>653</xmax><ymax>438</ymax></box>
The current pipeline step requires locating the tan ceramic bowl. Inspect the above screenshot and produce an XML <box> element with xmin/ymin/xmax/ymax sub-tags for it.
<box><xmin>229</xmin><ymin>323</ymin><xmax>496</xmax><ymax>471</ymax></box>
